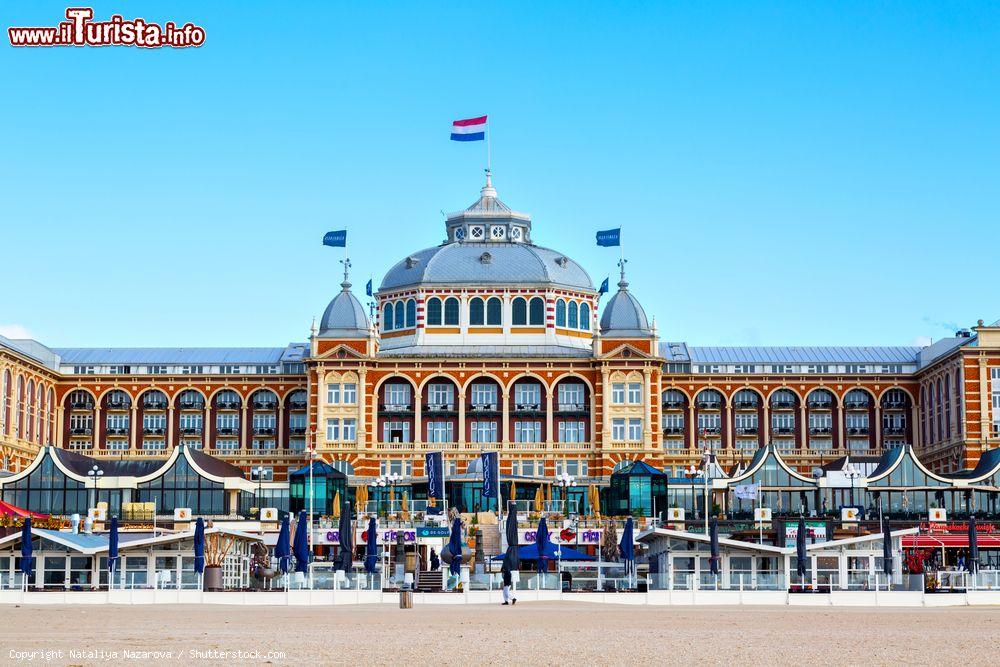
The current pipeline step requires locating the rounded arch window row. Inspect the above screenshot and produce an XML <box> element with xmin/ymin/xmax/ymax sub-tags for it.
<box><xmin>660</xmin><ymin>385</ymin><xmax>915</xmax><ymax>410</ymax></box>
<box><xmin>381</xmin><ymin>298</ymin><xmax>418</xmax><ymax>332</ymax></box>
<box><xmin>392</xmin><ymin>295</ymin><xmax>591</xmax><ymax>331</ymax></box>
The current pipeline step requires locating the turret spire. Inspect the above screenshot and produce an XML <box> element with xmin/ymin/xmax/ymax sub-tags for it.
<box><xmin>340</xmin><ymin>257</ymin><xmax>352</xmax><ymax>291</ymax></box>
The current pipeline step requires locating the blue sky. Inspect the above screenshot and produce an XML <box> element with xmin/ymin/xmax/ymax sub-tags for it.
<box><xmin>1</xmin><ymin>1</ymin><xmax>998</xmax><ymax>348</ymax></box>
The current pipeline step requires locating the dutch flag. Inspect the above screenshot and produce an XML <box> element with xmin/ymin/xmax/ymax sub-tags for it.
<box><xmin>451</xmin><ymin>115</ymin><xmax>487</xmax><ymax>141</ymax></box>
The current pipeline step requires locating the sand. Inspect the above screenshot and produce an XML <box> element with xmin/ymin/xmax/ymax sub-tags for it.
<box><xmin>2</xmin><ymin>603</ymin><xmax>999</xmax><ymax>665</ymax></box>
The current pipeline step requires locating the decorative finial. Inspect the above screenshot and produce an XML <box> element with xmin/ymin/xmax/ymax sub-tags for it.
<box><xmin>481</xmin><ymin>168</ymin><xmax>496</xmax><ymax>199</ymax></box>
<box><xmin>617</xmin><ymin>258</ymin><xmax>629</xmax><ymax>289</ymax></box>
<box><xmin>310</xmin><ymin>317</ymin><xmax>318</xmax><ymax>336</ymax></box>
<box><xmin>339</xmin><ymin>257</ymin><xmax>352</xmax><ymax>291</ymax></box>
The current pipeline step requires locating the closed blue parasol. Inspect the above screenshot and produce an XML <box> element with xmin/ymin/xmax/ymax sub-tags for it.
<box><xmin>502</xmin><ymin>501</ymin><xmax>520</xmax><ymax>573</ymax></box>
<box><xmin>796</xmin><ymin>516</ymin><xmax>808</xmax><ymax>578</ymax></box>
<box><xmin>108</xmin><ymin>516</ymin><xmax>120</xmax><ymax>583</ymax></box>
<box><xmin>275</xmin><ymin>514</ymin><xmax>291</xmax><ymax>574</ymax></box>
<box><xmin>20</xmin><ymin>517</ymin><xmax>33</xmax><ymax>580</ymax></box>
<box><xmin>882</xmin><ymin>515</ymin><xmax>893</xmax><ymax>576</ymax></box>
<box><xmin>294</xmin><ymin>510</ymin><xmax>311</xmax><ymax>574</ymax></box>
<box><xmin>708</xmin><ymin>517</ymin><xmax>720</xmax><ymax>576</ymax></box>
<box><xmin>448</xmin><ymin>517</ymin><xmax>463</xmax><ymax>576</ymax></box>
<box><xmin>493</xmin><ymin>543</ymin><xmax>595</xmax><ymax>562</ymax></box>
<box><xmin>337</xmin><ymin>502</ymin><xmax>353</xmax><ymax>572</ymax></box>
<box><xmin>968</xmin><ymin>515</ymin><xmax>979</xmax><ymax>575</ymax></box>
<box><xmin>364</xmin><ymin>517</ymin><xmax>378</xmax><ymax>574</ymax></box>
<box><xmin>536</xmin><ymin>516</ymin><xmax>551</xmax><ymax>573</ymax></box>
<box><xmin>193</xmin><ymin>517</ymin><xmax>205</xmax><ymax>575</ymax></box>
<box><xmin>620</xmin><ymin>517</ymin><xmax>635</xmax><ymax>578</ymax></box>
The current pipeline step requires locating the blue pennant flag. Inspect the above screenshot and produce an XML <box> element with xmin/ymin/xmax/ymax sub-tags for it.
<box><xmin>596</xmin><ymin>228</ymin><xmax>621</xmax><ymax>247</ymax></box>
<box><xmin>426</xmin><ymin>452</ymin><xmax>445</xmax><ymax>514</ymax></box>
<box><xmin>323</xmin><ymin>230</ymin><xmax>347</xmax><ymax>247</ymax></box>
<box><xmin>365</xmin><ymin>279</ymin><xmax>373</xmax><ymax>297</ymax></box>
<box><xmin>599</xmin><ymin>277</ymin><xmax>609</xmax><ymax>295</ymax></box>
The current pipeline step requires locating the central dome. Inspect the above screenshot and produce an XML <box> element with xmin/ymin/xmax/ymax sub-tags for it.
<box><xmin>380</xmin><ymin>242</ymin><xmax>593</xmax><ymax>291</ymax></box>
<box><xmin>379</xmin><ymin>173</ymin><xmax>593</xmax><ymax>293</ymax></box>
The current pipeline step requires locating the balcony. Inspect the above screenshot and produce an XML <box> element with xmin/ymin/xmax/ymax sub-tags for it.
<box><xmin>699</xmin><ymin>426</ymin><xmax>722</xmax><ymax>435</ymax></box>
<box><xmin>555</xmin><ymin>403</ymin><xmax>589</xmax><ymax>415</ymax></box>
<box><xmin>70</xmin><ymin>427</ymin><xmax>93</xmax><ymax>436</ymax></box>
<box><xmin>288</xmin><ymin>400</ymin><xmax>308</xmax><ymax>410</ymax></box>
<box><xmin>844</xmin><ymin>400</ymin><xmax>870</xmax><ymax>410</ymax></box>
<box><xmin>253</xmin><ymin>426</ymin><xmax>276</xmax><ymax>436</ymax></box>
<box><xmin>216</xmin><ymin>400</ymin><xmax>241</xmax><ymax>411</ymax></box>
<box><xmin>253</xmin><ymin>400</ymin><xmax>277</xmax><ymax>411</ymax></box>
<box><xmin>662</xmin><ymin>399</ymin><xmax>685</xmax><ymax>409</ymax></box>
<box><xmin>847</xmin><ymin>427</ymin><xmax>870</xmax><ymax>436</ymax></box>
<box><xmin>772</xmin><ymin>426</ymin><xmax>795</xmax><ymax>435</ymax></box>
<box><xmin>809</xmin><ymin>426</ymin><xmax>832</xmax><ymax>435</ymax></box>
<box><xmin>106</xmin><ymin>400</ymin><xmax>131</xmax><ymax>411</ymax></box>
<box><xmin>142</xmin><ymin>427</ymin><xmax>165</xmax><ymax>436</ymax></box>
<box><xmin>696</xmin><ymin>401</ymin><xmax>722</xmax><ymax>410</ymax></box>
<box><xmin>468</xmin><ymin>403</ymin><xmax>500</xmax><ymax>415</ymax></box>
<box><xmin>424</xmin><ymin>403</ymin><xmax>457</xmax><ymax>414</ymax></box>
<box><xmin>807</xmin><ymin>400</ymin><xmax>832</xmax><ymax>409</ymax></box>
<box><xmin>143</xmin><ymin>399</ymin><xmax>168</xmax><ymax>410</ymax></box>
<box><xmin>735</xmin><ymin>426</ymin><xmax>759</xmax><ymax>435</ymax></box>
<box><xmin>379</xmin><ymin>403</ymin><xmax>414</xmax><ymax>415</ymax></box>
<box><xmin>883</xmin><ymin>401</ymin><xmax>907</xmax><ymax>410</ymax></box>
<box><xmin>883</xmin><ymin>426</ymin><xmax>906</xmax><ymax>436</ymax></box>
<box><xmin>178</xmin><ymin>401</ymin><xmax>205</xmax><ymax>411</ymax></box>
<box><xmin>662</xmin><ymin>426</ymin><xmax>685</xmax><ymax>436</ymax></box>
<box><xmin>512</xmin><ymin>402</ymin><xmax>544</xmax><ymax>414</ymax></box>
<box><xmin>770</xmin><ymin>400</ymin><xmax>796</xmax><ymax>410</ymax></box>
<box><xmin>106</xmin><ymin>428</ymin><xmax>129</xmax><ymax>436</ymax></box>
<box><xmin>70</xmin><ymin>401</ymin><xmax>95</xmax><ymax>410</ymax></box>
<box><xmin>180</xmin><ymin>426</ymin><xmax>203</xmax><ymax>435</ymax></box>
<box><xmin>733</xmin><ymin>400</ymin><xmax>759</xmax><ymax>410</ymax></box>
<box><xmin>289</xmin><ymin>426</ymin><xmax>307</xmax><ymax>436</ymax></box>
<box><xmin>216</xmin><ymin>427</ymin><xmax>239</xmax><ymax>436</ymax></box>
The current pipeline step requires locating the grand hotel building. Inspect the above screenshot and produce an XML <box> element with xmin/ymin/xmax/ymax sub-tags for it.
<box><xmin>2</xmin><ymin>175</ymin><xmax>999</xmax><ymax>487</ymax></box>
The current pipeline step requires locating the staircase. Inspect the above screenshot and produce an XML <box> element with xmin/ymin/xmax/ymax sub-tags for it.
<box><xmin>416</xmin><ymin>569</ymin><xmax>443</xmax><ymax>592</ymax></box>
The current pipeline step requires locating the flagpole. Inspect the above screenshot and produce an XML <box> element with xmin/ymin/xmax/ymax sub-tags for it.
<box><xmin>486</xmin><ymin>117</ymin><xmax>492</xmax><ymax>173</ymax></box>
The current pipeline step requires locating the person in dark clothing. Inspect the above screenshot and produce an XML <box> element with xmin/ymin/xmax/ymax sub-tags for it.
<box><xmin>430</xmin><ymin>549</ymin><xmax>440</xmax><ymax>571</ymax></box>
<box><xmin>501</xmin><ymin>566</ymin><xmax>516</xmax><ymax>605</ymax></box>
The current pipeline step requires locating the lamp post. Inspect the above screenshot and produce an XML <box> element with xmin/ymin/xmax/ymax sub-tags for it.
<box><xmin>307</xmin><ymin>429</ymin><xmax>316</xmax><ymax>559</ymax></box>
<box><xmin>845</xmin><ymin>461</ymin><xmax>861</xmax><ymax>535</ymax></box>
<box><xmin>556</xmin><ymin>472</ymin><xmax>576</xmax><ymax>517</ymax></box>
<box><xmin>685</xmin><ymin>464</ymin><xmax>698</xmax><ymax>522</ymax></box>
<box><xmin>87</xmin><ymin>464</ymin><xmax>104</xmax><ymax>511</ymax></box>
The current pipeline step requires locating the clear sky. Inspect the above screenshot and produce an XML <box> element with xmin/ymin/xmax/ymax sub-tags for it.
<box><xmin>2</xmin><ymin>1</ymin><xmax>998</xmax><ymax>349</ymax></box>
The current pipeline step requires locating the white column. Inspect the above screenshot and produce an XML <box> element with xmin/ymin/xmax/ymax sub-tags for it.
<box><xmin>643</xmin><ymin>369</ymin><xmax>653</xmax><ymax>447</ymax></box>
<box><xmin>458</xmin><ymin>391</ymin><xmax>466</xmax><ymax>446</ymax></box>
<box><xmin>501</xmin><ymin>384</ymin><xmax>510</xmax><ymax>447</ymax></box>
<box><xmin>414</xmin><ymin>386</ymin><xmax>423</xmax><ymax>446</ymax></box>
<box><xmin>358</xmin><ymin>369</ymin><xmax>368</xmax><ymax>449</ymax></box>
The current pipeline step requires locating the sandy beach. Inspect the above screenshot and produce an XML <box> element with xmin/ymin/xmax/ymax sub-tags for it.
<box><xmin>2</xmin><ymin>602</ymin><xmax>999</xmax><ymax>665</ymax></box>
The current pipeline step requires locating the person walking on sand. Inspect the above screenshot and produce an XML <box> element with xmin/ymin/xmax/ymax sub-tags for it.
<box><xmin>501</xmin><ymin>564</ymin><xmax>517</xmax><ymax>606</ymax></box>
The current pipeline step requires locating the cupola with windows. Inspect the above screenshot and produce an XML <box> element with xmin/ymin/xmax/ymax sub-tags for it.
<box><xmin>375</xmin><ymin>173</ymin><xmax>599</xmax><ymax>355</ymax></box>
<box><xmin>317</xmin><ymin>258</ymin><xmax>371</xmax><ymax>339</ymax></box>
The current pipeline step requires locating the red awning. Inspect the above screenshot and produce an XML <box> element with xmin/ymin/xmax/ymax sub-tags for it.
<box><xmin>0</xmin><ymin>500</ymin><xmax>49</xmax><ymax>519</ymax></box>
<box><xmin>903</xmin><ymin>534</ymin><xmax>1000</xmax><ymax>549</ymax></box>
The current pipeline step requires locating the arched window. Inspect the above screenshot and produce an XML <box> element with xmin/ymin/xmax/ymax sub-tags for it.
<box><xmin>695</xmin><ymin>389</ymin><xmax>723</xmax><ymax>408</ymax></box>
<box><xmin>770</xmin><ymin>389</ymin><xmax>797</xmax><ymax>408</ymax></box>
<box><xmin>579</xmin><ymin>302</ymin><xmax>591</xmax><ymax>330</ymax></box>
<box><xmin>486</xmin><ymin>297</ymin><xmax>502</xmax><ymax>326</ymax></box>
<box><xmin>444</xmin><ymin>297</ymin><xmax>460</xmax><ymax>325</ymax></box>
<box><xmin>512</xmin><ymin>298</ymin><xmax>527</xmax><ymax>326</ymax></box>
<box><xmin>405</xmin><ymin>300</ymin><xmax>416</xmax><ymax>328</ymax></box>
<box><xmin>1</xmin><ymin>370</ymin><xmax>9</xmax><ymax>435</ymax></box>
<box><xmin>568</xmin><ymin>302</ymin><xmax>579</xmax><ymax>329</ymax></box>
<box><xmin>46</xmin><ymin>387</ymin><xmax>54</xmax><ymax>443</ymax></box>
<box><xmin>394</xmin><ymin>301</ymin><xmax>405</xmax><ymax>330</ymax></box>
<box><xmin>383</xmin><ymin>303</ymin><xmax>394</xmax><ymax>331</ymax></box>
<box><xmin>844</xmin><ymin>389</ymin><xmax>871</xmax><ymax>408</ymax></box>
<box><xmin>555</xmin><ymin>300</ymin><xmax>567</xmax><ymax>327</ymax></box>
<box><xmin>529</xmin><ymin>297</ymin><xmax>545</xmax><ymax>325</ymax></box>
<box><xmin>26</xmin><ymin>380</ymin><xmax>34</xmax><ymax>442</ymax></box>
<box><xmin>426</xmin><ymin>298</ymin><xmax>442</xmax><ymax>326</ymax></box>
<box><xmin>15</xmin><ymin>377</ymin><xmax>23</xmax><ymax>438</ymax></box>
<box><xmin>469</xmin><ymin>298</ymin><xmax>485</xmax><ymax>326</ymax></box>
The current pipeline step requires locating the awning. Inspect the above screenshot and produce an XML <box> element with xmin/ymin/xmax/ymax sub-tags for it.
<box><xmin>903</xmin><ymin>534</ymin><xmax>1000</xmax><ymax>549</ymax></box>
<box><xmin>492</xmin><ymin>543</ymin><xmax>595</xmax><ymax>561</ymax></box>
<box><xmin>0</xmin><ymin>500</ymin><xmax>49</xmax><ymax>519</ymax></box>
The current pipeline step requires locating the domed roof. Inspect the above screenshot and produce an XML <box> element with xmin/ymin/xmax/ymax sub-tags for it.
<box><xmin>380</xmin><ymin>243</ymin><xmax>593</xmax><ymax>292</ymax></box>
<box><xmin>599</xmin><ymin>265</ymin><xmax>652</xmax><ymax>338</ymax></box>
<box><xmin>379</xmin><ymin>173</ymin><xmax>593</xmax><ymax>293</ymax></box>
<box><xmin>318</xmin><ymin>262</ymin><xmax>370</xmax><ymax>338</ymax></box>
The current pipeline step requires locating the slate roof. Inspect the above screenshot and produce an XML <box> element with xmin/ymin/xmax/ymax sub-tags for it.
<box><xmin>659</xmin><ymin>345</ymin><xmax>923</xmax><ymax>364</ymax></box>
<box><xmin>51</xmin><ymin>347</ymin><xmax>293</xmax><ymax>364</ymax></box>
<box><xmin>377</xmin><ymin>344</ymin><xmax>593</xmax><ymax>358</ymax></box>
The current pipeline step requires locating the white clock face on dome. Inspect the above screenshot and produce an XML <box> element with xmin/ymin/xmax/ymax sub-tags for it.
<box><xmin>490</xmin><ymin>225</ymin><xmax>506</xmax><ymax>240</ymax></box>
<box><xmin>454</xmin><ymin>227</ymin><xmax>466</xmax><ymax>241</ymax></box>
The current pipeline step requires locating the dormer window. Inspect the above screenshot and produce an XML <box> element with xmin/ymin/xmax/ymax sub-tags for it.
<box><xmin>453</xmin><ymin>228</ymin><xmax>466</xmax><ymax>241</ymax></box>
<box><xmin>469</xmin><ymin>225</ymin><xmax>485</xmax><ymax>240</ymax></box>
<box><xmin>479</xmin><ymin>252</ymin><xmax>492</xmax><ymax>264</ymax></box>
<box><xmin>490</xmin><ymin>225</ymin><xmax>506</xmax><ymax>240</ymax></box>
